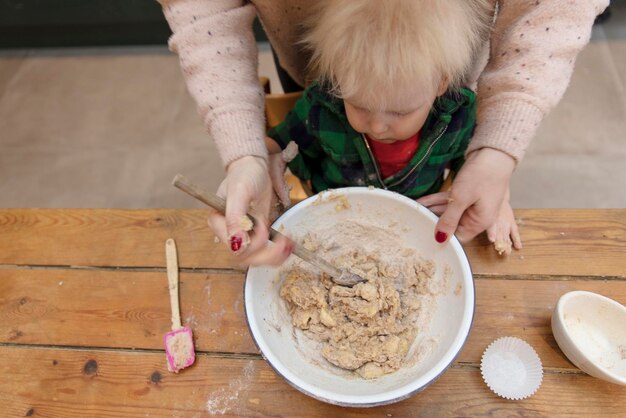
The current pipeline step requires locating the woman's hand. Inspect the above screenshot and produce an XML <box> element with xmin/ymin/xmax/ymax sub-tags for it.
<box><xmin>207</xmin><ymin>155</ymin><xmax>292</xmax><ymax>266</ymax></box>
<box><xmin>416</xmin><ymin>191</ymin><xmax>451</xmax><ymax>216</ymax></box>
<box><xmin>433</xmin><ymin>148</ymin><xmax>516</xmax><ymax>243</ymax></box>
<box><xmin>418</xmin><ymin>186</ymin><xmax>522</xmax><ymax>254</ymax></box>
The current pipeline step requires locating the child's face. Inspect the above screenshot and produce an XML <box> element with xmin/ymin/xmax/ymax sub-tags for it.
<box><xmin>343</xmin><ymin>79</ymin><xmax>448</xmax><ymax>143</ymax></box>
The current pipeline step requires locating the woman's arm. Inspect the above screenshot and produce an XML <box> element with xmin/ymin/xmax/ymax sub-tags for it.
<box><xmin>434</xmin><ymin>0</ymin><xmax>609</xmax><ymax>244</ymax></box>
<box><xmin>467</xmin><ymin>0</ymin><xmax>609</xmax><ymax>162</ymax></box>
<box><xmin>159</xmin><ymin>0</ymin><xmax>267</xmax><ymax>167</ymax></box>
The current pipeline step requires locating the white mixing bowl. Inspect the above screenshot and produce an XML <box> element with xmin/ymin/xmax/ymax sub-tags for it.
<box><xmin>244</xmin><ymin>187</ymin><xmax>474</xmax><ymax>406</ymax></box>
<box><xmin>552</xmin><ymin>290</ymin><xmax>626</xmax><ymax>386</ymax></box>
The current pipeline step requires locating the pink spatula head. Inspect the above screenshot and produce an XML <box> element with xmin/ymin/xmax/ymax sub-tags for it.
<box><xmin>164</xmin><ymin>239</ymin><xmax>195</xmax><ymax>372</ymax></box>
<box><xmin>165</xmin><ymin>327</ymin><xmax>195</xmax><ymax>372</ymax></box>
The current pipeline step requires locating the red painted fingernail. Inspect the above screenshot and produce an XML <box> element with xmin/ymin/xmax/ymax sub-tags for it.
<box><xmin>283</xmin><ymin>241</ymin><xmax>295</xmax><ymax>255</ymax></box>
<box><xmin>230</xmin><ymin>235</ymin><xmax>243</xmax><ymax>252</ymax></box>
<box><xmin>435</xmin><ymin>230</ymin><xmax>448</xmax><ymax>243</ymax></box>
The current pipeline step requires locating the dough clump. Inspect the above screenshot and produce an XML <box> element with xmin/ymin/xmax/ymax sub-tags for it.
<box><xmin>280</xmin><ymin>221</ymin><xmax>442</xmax><ymax>379</ymax></box>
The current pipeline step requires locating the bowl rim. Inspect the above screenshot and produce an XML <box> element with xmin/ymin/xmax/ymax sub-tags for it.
<box><xmin>243</xmin><ymin>187</ymin><xmax>475</xmax><ymax>406</ymax></box>
<box><xmin>553</xmin><ymin>290</ymin><xmax>626</xmax><ymax>385</ymax></box>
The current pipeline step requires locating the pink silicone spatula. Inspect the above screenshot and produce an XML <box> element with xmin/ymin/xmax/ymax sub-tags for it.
<box><xmin>164</xmin><ymin>238</ymin><xmax>195</xmax><ymax>372</ymax></box>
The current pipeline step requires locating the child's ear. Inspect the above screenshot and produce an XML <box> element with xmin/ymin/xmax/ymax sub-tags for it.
<box><xmin>436</xmin><ymin>77</ymin><xmax>450</xmax><ymax>96</ymax></box>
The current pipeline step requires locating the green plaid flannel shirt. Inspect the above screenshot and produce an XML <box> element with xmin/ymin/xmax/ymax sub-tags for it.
<box><xmin>268</xmin><ymin>81</ymin><xmax>476</xmax><ymax>198</ymax></box>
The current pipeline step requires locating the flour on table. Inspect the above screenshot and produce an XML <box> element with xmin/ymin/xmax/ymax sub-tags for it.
<box><xmin>206</xmin><ymin>360</ymin><xmax>256</xmax><ymax>415</ymax></box>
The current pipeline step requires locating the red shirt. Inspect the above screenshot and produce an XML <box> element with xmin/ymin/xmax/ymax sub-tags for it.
<box><xmin>365</xmin><ymin>132</ymin><xmax>420</xmax><ymax>178</ymax></box>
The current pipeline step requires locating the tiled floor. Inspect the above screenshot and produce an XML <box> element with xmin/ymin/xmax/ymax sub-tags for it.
<box><xmin>1</xmin><ymin>5</ymin><xmax>625</xmax><ymax>209</ymax></box>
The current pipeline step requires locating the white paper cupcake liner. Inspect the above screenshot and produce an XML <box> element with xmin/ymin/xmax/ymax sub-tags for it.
<box><xmin>481</xmin><ymin>336</ymin><xmax>543</xmax><ymax>400</ymax></box>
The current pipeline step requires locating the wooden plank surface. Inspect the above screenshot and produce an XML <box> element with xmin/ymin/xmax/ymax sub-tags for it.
<box><xmin>463</xmin><ymin>208</ymin><xmax>626</xmax><ymax>277</ymax></box>
<box><xmin>1</xmin><ymin>209</ymin><xmax>625</xmax><ymax>277</ymax></box>
<box><xmin>0</xmin><ymin>269</ymin><xmax>255</xmax><ymax>354</ymax></box>
<box><xmin>0</xmin><ymin>346</ymin><xmax>623</xmax><ymax>418</ymax></box>
<box><xmin>1</xmin><ymin>208</ymin><xmax>625</xmax><ymax>417</ymax></box>
<box><xmin>1</xmin><ymin>268</ymin><xmax>624</xmax><ymax>370</ymax></box>
<box><xmin>0</xmin><ymin>209</ymin><xmax>238</xmax><ymax>270</ymax></box>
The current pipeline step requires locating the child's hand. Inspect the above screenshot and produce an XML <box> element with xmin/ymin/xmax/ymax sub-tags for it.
<box><xmin>267</xmin><ymin>141</ymin><xmax>299</xmax><ymax>209</ymax></box>
<box><xmin>486</xmin><ymin>194</ymin><xmax>522</xmax><ymax>256</ymax></box>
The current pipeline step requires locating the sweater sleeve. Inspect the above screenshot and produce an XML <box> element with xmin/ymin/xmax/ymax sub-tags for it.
<box><xmin>158</xmin><ymin>0</ymin><xmax>267</xmax><ymax>167</ymax></box>
<box><xmin>467</xmin><ymin>0</ymin><xmax>610</xmax><ymax>162</ymax></box>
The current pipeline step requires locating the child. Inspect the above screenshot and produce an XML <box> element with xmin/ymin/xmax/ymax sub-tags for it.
<box><xmin>265</xmin><ymin>0</ymin><xmax>521</xmax><ymax>254</ymax></box>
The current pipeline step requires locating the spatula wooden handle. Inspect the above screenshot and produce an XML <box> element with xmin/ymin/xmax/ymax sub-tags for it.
<box><xmin>166</xmin><ymin>238</ymin><xmax>182</xmax><ymax>330</ymax></box>
<box><xmin>172</xmin><ymin>174</ymin><xmax>344</xmax><ymax>279</ymax></box>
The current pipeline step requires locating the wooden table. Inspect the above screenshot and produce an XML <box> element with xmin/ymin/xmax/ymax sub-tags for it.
<box><xmin>0</xmin><ymin>208</ymin><xmax>624</xmax><ymax>417</ymax></box>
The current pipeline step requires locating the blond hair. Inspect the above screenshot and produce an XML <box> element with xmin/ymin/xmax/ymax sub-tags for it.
<box><xmin>303</xmin><ymin>0</ymin><xmax>492</xmax><ymax>106</ymax></box>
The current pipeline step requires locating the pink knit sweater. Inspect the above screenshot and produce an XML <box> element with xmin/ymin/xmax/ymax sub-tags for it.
<box><xmin>159</xmin><ymin>0</ymin><xmax>609</xmax><ymax>167</ymax></box>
